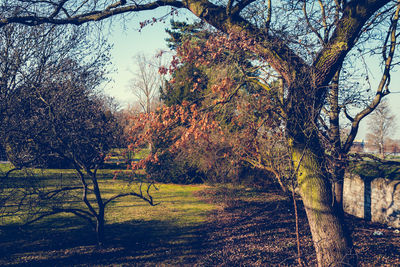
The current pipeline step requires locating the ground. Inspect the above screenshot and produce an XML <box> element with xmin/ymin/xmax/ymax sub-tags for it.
<box><xmin>0</xmin><ymin>183</ymin><xmax>399</xmax><ymax>266</ymax></box>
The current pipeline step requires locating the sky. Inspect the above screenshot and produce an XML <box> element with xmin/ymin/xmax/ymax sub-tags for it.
<box><xmin>101</xmin><ymin>9</ymin><xmax>400</xmax><ymax>140</ymax></box>
<box><xmin>101</xmin><ymin>7</ymin><xmax>191</xmax><ymax>107</ymax></box>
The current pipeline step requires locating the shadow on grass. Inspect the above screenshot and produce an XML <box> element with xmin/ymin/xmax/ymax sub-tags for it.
<box><xmin>0</xmin><ymin>215</ymin><xmax>209</xmax><ymax>266</ymax></box>
<box><xmin>2</xmin><ymin>186</ymin><xmax>399</xmax><ymax>266</ymax></box>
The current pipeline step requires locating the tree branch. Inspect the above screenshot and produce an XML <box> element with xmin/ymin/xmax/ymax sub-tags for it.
<box><xmin>4</xmin><ymin>167</ymin><xmax>22</xmax><ymax>179</ymax></box>
<box><xmin>343</xmin><ymin>1</ymin><xmax>400</xmax><ymax>153</ymax></box>
<box><xmin>313</xmin><ymin>0</ymin><xmax>391</xmax><ymax>88</ymax></box>
<box><xmin>343</xmin><ymin>106</ymin><xmax>354</xmax><ymax>123</ymax></box>
<box><xmin>265</xmin><ymin>0</ymin><xmax>271</xmax><ymax>32</ymax></box>
<box><xmin>318</xmin><ymin>0</ymin><xmax>329</xmax><ymax>43</ymax></box>
<box><xmin>0</xmin><ymin>1</ymin><xmax>184</xmax><ymax>27</ymax></box>
<box><xmin>231</xmin><ymin>0</ymin><xmax>257</xmax><ymax>15</ymax></box>
<box><xmin>104</xmin><ymin>182</ymin><xmax>159</xmax><ymax>206</ymax></box>
<box><xmin>226</xmin><ymin>0</ymin><xmax>234</xmax><ymax>16</ymax></box>
<box><xmin>40</xmin><ymin>186</ymin><xmax>82</xmax><ymax>199</ymax></box>
<box><xmin>105</xmin><ymin>0</ymin><xmax>127</xmax><ymax>11</ymax></box>
<box><xmin>302</xmin><ymin>1</ymin><xmax>324</xmax><ymax>44</ymax></box>
<box><xmin>0</xmin><ymin>0</ymin><xmax>305</xmax><ymax>87</ymax></box>
<box><xmin>49</xmin><ymin>0</ymin><xmax>69</xmax><ymax>18</ymax></box>
<box><xmin>75</xmin><ymin>166</ymin><xmax>98</xmax><ymax>217</ymax></box>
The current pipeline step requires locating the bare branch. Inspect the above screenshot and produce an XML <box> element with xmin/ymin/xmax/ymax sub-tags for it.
<box><xmin>226</xmin><ymin>0</ymin><xmax>234</xmax><ymax>16</ymax></box>
<box><xmin>343</xmin><ymin>1</ymin><xmax>400</xmax><ymax>153</ymax></box>
<box><xmin>105</xmin><ymin>0</ymin><xmax>127</xmax><ymax>11</ymax></box>
<box><xmin>302</xmin><ymin>1</ymin><xmax>324</xmax><ymax>44</ymax></box>
<box><xmin>318</xmin><ymin>0</ymin><xmax>329</xmax><ymax>43</ymax></box>
<box><xmin>343</xmin><ymin>107</ymin><xmax>354</xmax><ymax>123</ymax></box>
<box><xmin>24</xmin><ymin>208</ymin><xmax>95</xmax><ymax>229</ymax></box>
<box><xmin>49</xmin><ymin>0</ymin><xmax>69</xmax><ymax>18</ymax></box>
<box><xmin>0</xmin><ymin>1</ymin><xmax>184</xmax><ymax>27</ymax></box>
<box><xmin>40</xmin><ymin>186</ymin><xmax>82</xmax><ymax>199</ymax></box>
<box><xmin>75</xmin><ymin>167</ymin><xmax>98</xmax><ymax>217</ymax></box>
<box><xmin>265</xmin><ymin>0</ymin><xmax>271</xmax><ymax>31</ymax></box>
<box><xmin>313</xmin><ymin>0</ymin><xmax>391</xmax><ymax>87</ymax></box>
<box><xmin>104</xmin><ymin>182</ymin><xmax>159</xmax><ymax>206</ymax></box>
<box><xmin>4</xmin><ymin>167</ymin><xmax>22</xmax><ymax>179</ymax></box>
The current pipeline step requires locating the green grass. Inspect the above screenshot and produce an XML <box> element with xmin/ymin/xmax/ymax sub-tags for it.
<box><xmin>0</xmin><ymin>164</ymin><xmax>216</xmax><ymax>265</ymax></box>
<box><xmin>0</xmin><ymin>164</ymin><xmax>214</xmax><ymax>224</ymax></box>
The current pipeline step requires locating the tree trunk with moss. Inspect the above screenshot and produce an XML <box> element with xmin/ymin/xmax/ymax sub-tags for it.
<box><xmin>288</xmin><ymin>112</ymin><xmax>355</xmax><ymax>266</ymax></box>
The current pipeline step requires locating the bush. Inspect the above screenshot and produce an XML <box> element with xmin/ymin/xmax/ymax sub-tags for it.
<box><xmin>237</xmin><ymin>165</ymin><xmax>280</xmax><ymax>188</ymax></box>
<box><xmin>145</xmin><ymin>151</ymin><xmax>206</xmax><ymax>184</ymax></box>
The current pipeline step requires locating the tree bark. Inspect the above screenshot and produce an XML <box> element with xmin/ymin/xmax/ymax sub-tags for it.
<box><xmin>333</xmin><ymin>164</ymin><xmax>346</xmax><ymax>214</ymax></box>
<box><xmin>96</xmin><ymin>211</ymin><xmax>105</xmax><ymax>246</ymax></box>
<box><xmin>329</xmin><ymin>68</ymin><xmax>346</xmax><ymax>212</ymax></box>
<box><xmin>89</xmin><ymin>169</ymin><xmax>106</xmax><ymax>246</ymax></box>
<box><xmin>291</xmin><ymin>133</ymin><xmax>355</xmax><ymax>266</ymax></box>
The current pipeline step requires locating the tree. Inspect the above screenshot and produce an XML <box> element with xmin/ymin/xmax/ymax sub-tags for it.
<box><xmin>130</xmin><ymin>53</ymin><xmax>162</xmax><ymax>114</ymax></box>
<box><xmin>366</xmin><ymin>99</ymin><xmax>397</xmax><ymax>158</ymax></box>
<box><xmin>3</xmin><ymin>58</ymin><xmax>157</xmax><ymax>246</ymax></box>
<box><xmin>386</xmin><ymin>138</ymin><xmax>400</xmax><ymax>156</ymax></box>
<box><xmin>159</xmin><ymin>21</ymin><xmax>290</xmax><ymax>187</ymax></box>
<box><xmin>0</xmin><ymin>20</ymin><xmax>156</xmax><ymax>246</ymax></box>
<box><xmin>0</xmin><ymin>20</ymin><xmax>101</xmax><ymax>167</ymax></box>
<box><xmin>2</xmin><ymin>1</ymin><xmax>400</xmax><ymax>265</ymax></box>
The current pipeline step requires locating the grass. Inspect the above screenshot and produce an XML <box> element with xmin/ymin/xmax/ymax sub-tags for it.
<box><xmin>0</xmin><ymin>164</ymin><xmax>215</xmax><ymax>265</ymax></box>
<box><xmin>1</xmin><ymin>164</ymin><xmax>399</xmax><ymax>266</ymax></box>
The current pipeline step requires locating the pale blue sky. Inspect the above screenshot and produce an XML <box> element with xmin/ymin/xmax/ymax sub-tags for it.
<box><xmin>102</xmin><ymin>13</ymin><xmax>171</xmax><ymax>106</ymax></box>
<box><xmin>102</xmin><ymin>7</ymin><xmax>195</xmax><ymax>106</ymax></box>
<box><xmin>102</xmin><ymin>10</ymin><xmax>400</xmax><ymax>140</ymax></box>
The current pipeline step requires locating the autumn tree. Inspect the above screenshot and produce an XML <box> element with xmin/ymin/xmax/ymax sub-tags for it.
<box><xmin>2</xmin><ymin>1</ymin><xmax>400</xmax><ymax>265</ymax></box>
<box><xmin>158</xmin><ymin>21</ymin><xmax>288</xmax><ymax>187</ymax></box>
<box><xmin>366</xmin><ymin>99</ymin><xmax>397</xmax><ymax>158</ymax></box>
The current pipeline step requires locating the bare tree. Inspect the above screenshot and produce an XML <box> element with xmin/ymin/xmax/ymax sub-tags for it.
<box><xmin>366</xmin><ymin>99</ymin><xmax>397</xmax><ymax>158</ymax></box>
<box><xmin>129</xmin><ymin>53</ymin><xmax>162</xmax><ymax>114</ymax></box>
<box><xmin>2</xmin><ymin>58</ymin><xmax>158</xmax><ymax>246</ymax></box>
<box><xmin>2</xmin><ymin>1</ymin><xmax>400</xmax><ymax>265</ymax></box>
<box><xmin>386</xmin><ymin>138</ymin><xmax>400</xmax><ymax>156</ymax></box>
<box><xmin>0</xmin><ymin>20</ymin><xmax>156</xmax><ymax>246</ymax></box>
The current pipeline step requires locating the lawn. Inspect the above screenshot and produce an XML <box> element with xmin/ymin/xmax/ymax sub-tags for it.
<box><xmin>0</xmin><ymin>164</ymin><xmax>215</xmax><ymax>266</ymax></box>
<box><xmin>0</xmin><ymin>164</ymin><xmax>399</xmax><ymax>266</ymax></box>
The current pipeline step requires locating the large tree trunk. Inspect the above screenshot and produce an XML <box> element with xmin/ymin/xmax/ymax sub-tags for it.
<box><xmin>291</xmin><ymin>135</ymin><xmax>355</xmax><ymax>266</ymax></box>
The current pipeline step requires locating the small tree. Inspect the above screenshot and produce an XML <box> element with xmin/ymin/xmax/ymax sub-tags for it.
<box><xmin>366</xmin><ymin>99</ymin><xmax>397</xmax><ymax>159</ymax></box>
<box><xmin>4</xmin><ymin>61</ymin><xmax>157</xmax><ymax>245</ymax></box>
<box><xmin>0</xmin><ymin>22</ymin><xmax>157</xmax><ymax>245</ymax></box>
<box><xmin>130</xmin><ymin>53</ymin><xmax>163</xmax><ymax>114</ymax></box>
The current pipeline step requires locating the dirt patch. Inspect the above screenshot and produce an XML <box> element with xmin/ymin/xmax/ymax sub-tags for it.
<box><xmin>195</xmin><ymin>186</ymin><xmax>400</xmax><ymax>266</ymax></box>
